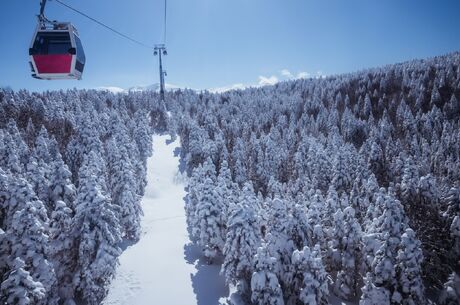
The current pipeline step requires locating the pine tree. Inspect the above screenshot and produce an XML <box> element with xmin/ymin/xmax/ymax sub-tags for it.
<box><xmin>439</xmin><ymin>272</ymin><xmax>460</xmax><ymax>305</ymax></box>
<box><xmin>360</xmin><ymin>274</ymin><xmax>391</xmax><ymax>305</ymax></box>
<box><xmin>306</xmin><ymin>191</ymin><xmax>325</xmax><ymax>248</ymax></box>
<box><xmin>133</xmin><ymin>109</ymin><xmax>153</xmax><ymax>161</ymax></box>
<box><xmin>25</xmin><ymin>118</ymin><xmax>36</xmax><ymax>147</ymax></box>
<box><xmin>287</xmin><ymin>202</ymin><xmax>310</xmax><ymax>250</ymax></box>
<box><xmin>0</xmin><ymin>132</ymin><xmax>23</xmax><ymax>174</ymax></box>
<box><xmin>323</xmin><ymin>185</ymin><xmax>339</xmax><ymax>232</ymax></box>
<box><xmin>395</xmin><ymin>228</ymin><xmax>426</xmax><ymax>305</ymax></box>
<box><xmin>72</xmin><ymin>152</ymin><xmax>122</xmax><ymax>305</ymax></box>
<box><xmin>222</xmin><ymin>201</ymin><xmax>261</xmax><ymax>295</ymax></box>
<box><xmin>49</xmin><ymin>200</ymin><xmax>75</xmax><ymax>301</ymax></box>
<box><xmin>196</xmin><ymin>177</ymin><xmax>225</xmax><ymax>261</ymax></box>
<box><xmin>5</xmin><ymin>178</ymin><xmax>57</xmax><ymax>304</ymax></box>
<box><xmin>7</xmin><ymin>119</ymin><xmax>29</xmax><ymax>165</ymax></box>
<box><xmin>49</xmin><ymin>152</ymin><xmax>76</xmax><ymax>208</ymax></box>
<box><xmin>265</xmin><ymin>197</ymin><xmax>297</xmax><ymax>302</ymax></box>
<box><xmin>251</xmin><ymin>244</ymin><xmax>285</xmax><ymax>305</ymax></box>
<box><xmin>332</xmin><ymin>153</ymin><xmax>351</xmax><ymax>194</ymax></box>
<box><xmin>0</xmin><ymin>258</ymin><xmax>46</xmax><ymax>305</ymax></box>
<box><xmin>334</xmin><ymin>206</ymin><xmax>363</xmax><ymax>300</ymax></box>
<box><xmin>25</xmin><ymin>154</ymin><xmax>50</xmax><ymax>208</ymax></box>
<box><xmin>0</xmin><ymin>226</ymin><xmax>8</xmax><ymax>278</ymax></box>
<box><xmin>186</xmin><ymin>164</ymin><xmax>204</xmax><ymax>243</ymax></box>
<box><xmin>362</xmin><ymin>190</ymin><xmax>409</xmax><ymax>304</ymax></box>
<box><xmin>451</xmin><ymin>215</ymin><xmax>460</xmax><ymax>257</ymax></box>
<box><xmin>291</xmin><ymin>244</ymin><xmax>329</xmax><ymax>305</ymax></box>
<box><xmin>34</xmin><ymin>126</ymin><xmax>52</xmax><ymax>164</ymax></box>
<box><xmin>400</xmin><ymin>157</ymin><xmax>419</xmax><ymax>202</ymax></box>
<box><xmin>107</xmin><ymin>138</ymin><xmax>142</xmax><ymax>240</ymax></box>
<box><xmin>216</xmin><ymin>159</ymin><xmax>236</xmax><ymax>223</ymax></box>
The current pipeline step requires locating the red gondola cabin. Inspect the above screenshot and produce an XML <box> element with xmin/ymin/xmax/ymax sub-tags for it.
<box><xmin>29</xmin><ymin>22</ymin><xmax>85</xmax><ymax>80</ymax></box>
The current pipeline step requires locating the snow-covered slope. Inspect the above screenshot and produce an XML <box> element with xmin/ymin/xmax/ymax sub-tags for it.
<box><xmin>103</xmin><ymin>135</ymin><xmax>228</xmax><ymax>305</ymax></box>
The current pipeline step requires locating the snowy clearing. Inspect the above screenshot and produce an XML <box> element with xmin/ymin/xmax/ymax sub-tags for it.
<box><xmin>103</xmin><ymin>135</ymin><xmax>228</xmax><ymax>305</ymax></box>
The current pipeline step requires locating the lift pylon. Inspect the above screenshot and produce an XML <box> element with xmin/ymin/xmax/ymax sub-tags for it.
<box><xmin>154</xmin><ymin>44</ymin><xmax>167</xmax><ymax>102</ymax></box>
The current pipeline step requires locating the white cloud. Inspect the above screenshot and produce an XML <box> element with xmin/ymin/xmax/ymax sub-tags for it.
<box><xmin>207</xmin><ymin>69</ymin><xmax>318</xmax><ymax>94</ymax></box>
<box><xmin>258</xmin><ymin>75</ymin><xmax>279</xmax><ymax>86</ymax></box>
<box><xmin>281</xmin><ymin>69</ymin><xmax>294</xmax><ymax>78</ymax></box>
<box><xmin>296</xmin><ymin>71</ymin><xmax>310</xmax><ymax>79</ymax></box>
<box><xmin>280</xmin><ymin>69</ymin><xmax>311</xmax><ymax>80</ymax></box>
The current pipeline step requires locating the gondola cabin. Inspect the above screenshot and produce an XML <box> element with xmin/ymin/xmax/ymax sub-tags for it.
<box><xmin>29</xmin><ymin>22</ymin><xmax>85</xmax><ymax>80</ymax></box>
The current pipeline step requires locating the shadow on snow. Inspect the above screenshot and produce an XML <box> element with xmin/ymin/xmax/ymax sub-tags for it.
<box><xmin>184</xmin><ymin>243</ymin><xmax>229</xmax><ymax>305</ymax></box>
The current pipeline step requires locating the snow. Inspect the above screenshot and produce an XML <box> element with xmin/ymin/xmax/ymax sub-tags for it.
<box><xmin>103</xmin><ymin>135</ymin><xmax>228</xmax><ymax>305</ymax></box>
<box><xmin>95</xmin><ymin>87</ymin><xmax>126</xmax><ymax>94</ymax></box>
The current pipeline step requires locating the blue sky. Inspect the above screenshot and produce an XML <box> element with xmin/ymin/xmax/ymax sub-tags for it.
<box><xmin>1</xmin><ymin>0</ymin><xmax>460</xmax><ymax>92</ymax></box>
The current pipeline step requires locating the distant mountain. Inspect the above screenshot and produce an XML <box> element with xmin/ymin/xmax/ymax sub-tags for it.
<box><xmin>127</xmin><ymin>84</ymin><xmax>161</xmax><ymax>92</ymax></box>
<box><xmin>97</xmin><ymin>83</ymin><xmax>182</xmax><ymax>94</ymax></box>
<box><xmin>96</xmin><ymin>86</ymin><xmax>126</xmax><ymax>93</ymax></box>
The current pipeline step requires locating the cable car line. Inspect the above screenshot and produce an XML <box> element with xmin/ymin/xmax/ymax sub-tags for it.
<box><xmin>163</xmin><ymin>0</ymin><xmax>167</xmax><ymax>44</ymax></box>
<box><xmin>52</xmin><ymin>0</ymin><xmax>154</xmax><ymax>49</ymax></box>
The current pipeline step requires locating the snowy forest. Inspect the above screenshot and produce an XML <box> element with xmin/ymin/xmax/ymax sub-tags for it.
<box><xmin>1</xmin><ymin>51</ymin><xmax>460</xmax><ymax>305</ymax></box>
<box><xmin>174</xmin><ymin>52</ymin><xmax>460</xmax><ymax>305</ymax></box>
<box><xmin>0</xmin><ymin>89</ymin><xmax>166</xmax><ymax>304</ymax></box>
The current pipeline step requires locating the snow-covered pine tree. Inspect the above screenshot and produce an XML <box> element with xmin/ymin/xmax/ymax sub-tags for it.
<box><xmin>305</xmin><ymin>190</ymin><xmax>325</xmax><ymax>249</ymax></box>
<box><xmin>329</xmin><ymin>208</ymin><xmax>346</xmax><ymax>271</ymax></box>
<box><xmin>48</xmin><ymin>152</ymin><xmax>76</xmax><ymax>209</ymax></box>
<box><xmin>332</xmin><ymin>153</ymin><xmax>351</xmax><ymax>194</ymax></box>
<box><xmin>291</xmin><ymin>244</ymin><xmax>329</xmax><ymax>305</ymax></box>
<box><xmin>264</xmin><ymin>197</ymin><xmax>297</xmax><ymax>302</ymax></box>
<box><xmin>251</xmin><ymin>243</ymin><xmax>285</xmax><ymax>305</ymax></box>
<box><xmin>6</xmin><ymin>119</ymin><xmax>29</xmax><ymax>166</ymax></box>
<box><xmin>439</xmin><ymin>272</ymin><xmax>460</xmax><ymax>305</ymax></box>
<box><xmin>366</xmin><ymin>235</ymin><xmax>399</xmax><ymax>304</ymax></box>
<box><xmin>34</xmin><ymin>126</ymin><xmax>52</xmax><ymax>164</ymax></box>
<box><xmin>216</xmin><ymin>159</ymin><xmax>236</xmax><ymax>225</ymax></box>
<box><xmin>323</xmin><ymin>185</ymin><xmax>339</xmax><ymax>232</ymax></box>
<box><xmin>25</xmin><ymin>154</ymin><xmax>50</xmax><ymax>208</ymax></box>
<box><xmin>49</xmin><ymin>200</ymin><xmax>75</xmax><ymax>302</ymax></box>
<box><xmin>400</xmin><ymin>157</ymin><xmax>419</xmax><ymax>203</ymax></box>
<box><xmin>0</xmin><ymin>131</ymin><xmax>23</xmax><ymax>174</ymax></box>
<box><xmin>287</xmin><ymin>202</ymin><xmax>310</xmax><ymax>251</ymax></box>
<box><xmin>451</xmin><ymin>214</ymin><xmax>460</xmax><ymax>257</ymax></box>
<box><xmin>196</xmin><ymin>177</ymin><xmax>225</xmax><ymax>261</ymax></box>
<box><xmin>4</xmin><ymin>178</ymin><xmax>57</xmax><ymax>304</ymax></box>
<box><xmin>186</xmin><ymin>164</ymin><xmax>204</xmax><ymax>243</ymax></box>
<box><xmin>133</xmin><ymin>109</ymin><xmax>153</xmax><ymax>162</ymax></box>
<box><xmin>361</xmin><ymin>189</ymin><xmax>410</xmax><ymax>304</ymax></box>
<box><xmin>222</xmin><ymin>197</ymin><xmax>261</xmax><ymax>297</ymax></box>
<box><xmin>25</xmin><ymin>118</ymin><xmax>36</xmax><ymax>147</ymax></box>
<box><xmin>107</xmin><ymin>138</ymin><xmax>142</xmax><ymax>240</ymax></box>
<box><xmin>360</xmin><ymin>274</ymin><xmax>391</xmax><ymax>305</ymax></box>
<box><xmin>0</xmin><ymin>258</ymin><xmax>46</xmax><ymax>305</ymax></box>
<box><xmin>72</xmin><ymin>151</ymin><xmax>122</xmax><ymax>305</ymax></box>
<box><xmin>189</xmin><ymin>157</ymin><xmax>218</xmax><ymax>244</ymax></box>
<box><xmin>334</xmin><ymin>206</ymin><xmax>363</xmax><ymax>300</ymax></box>
<box><xmin>395</xmin><ymin>228</ymin><xmax>426</xmax><ymax>305</ymax></box>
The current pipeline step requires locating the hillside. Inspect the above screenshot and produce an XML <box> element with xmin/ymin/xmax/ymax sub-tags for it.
<box><xmin>1</xmin><ymin>51</ymin><xmax>460</xmax><ymax>305</ymax></box>
<box><xmin>171</xmin><ymin>51</ymin><xmax>460</xmax><ymax>304</ymax></box>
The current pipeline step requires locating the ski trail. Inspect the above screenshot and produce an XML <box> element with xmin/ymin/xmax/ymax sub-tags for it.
<box><xmin>103</xmin><ymin>135</ymin><xmax>228</xmax><ymax>305</ymax></box>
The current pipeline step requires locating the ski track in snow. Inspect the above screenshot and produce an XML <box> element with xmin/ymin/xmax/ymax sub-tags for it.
<box><xmin>103</xmin><ymin>135</ymin><xmax>228</xmax><ymax>305</ymax></box>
